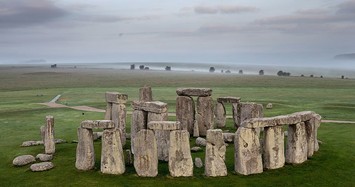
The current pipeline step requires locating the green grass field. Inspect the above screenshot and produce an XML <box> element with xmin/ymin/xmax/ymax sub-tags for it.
<box><xmin>0</xmin><ymin>66</ymin><xmax>354</xmax><ymax>186</ymax></box>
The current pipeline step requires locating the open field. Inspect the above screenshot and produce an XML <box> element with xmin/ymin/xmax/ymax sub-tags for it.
<box><xmin>0</xmin><ymin>65</ymin><xmax>354</xmax><ymax>186</ymax></box>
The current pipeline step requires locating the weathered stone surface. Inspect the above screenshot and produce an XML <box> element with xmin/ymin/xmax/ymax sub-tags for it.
<box><xmin>55</xmin><ymin>139</ymin><xmax>66</xmax><ymax>144</ymax></box>
<box><xmin>81</xmin><ymin>120</ymin><xmax>114</xmax><ymax>129</ymax></box>
<box><xmin>223</xmin><ymin>133</ymin><xmax>235</xmax><ymax>143</ymax></box>
<box><xmin>93</xmin><ymin>132</ymin><xmax>103</xmax><ymax>141</ymax></box>
<box><xmin>44</xmin><ymin>116</ymin><xmax>55</xmax><ymax>154</ymax></box>
<box><xmin>112</xmin><ymin>103</ymin><xmax>126</xmax><ymax>145</ymax></box>
<box><xmin>191</xmin><ymin>146</ymin><xmax>202</xmax><ymax>152</ymax></box>
<box><xmin>176</xmin><ymin>96</ymin><xmax>195</xmax><ymax>134</ymax></box>
<box><xmin>234</xmin><ymin>127</ymin><xmax>263</xmax><ymax>175</ymax></box>
<box><xmin>30</xmin><ymin>162</ymin><xmax>54</xmax><ymax>172</ymax></box>
<box><xmin>130</xmin><ymin>110</ymin><xmax>147</xmax><ymax>154</ymax></box>
<box><xmin>21</xmin><ymin>140</ymin><xmax>43</xmax><ymax>147</ymax></box>
<box><xmin>147</xmin><ymin>111</ymin><xmax>168</xmax><ymax>123</ymax></box>
<box><xmin>193</xmin><ymin>120</ymin><xmax>199</xmax><ymax>137</ymax></box>
<box><xmin>36</xmin><ymin>154</ymin><xmax>53</xmax><ymax>162</ymax></box>
<box><xmin>176</xmin><ymin>88</ymin><xmax>212</xmax><ymax>97</ymax></box>
<box><xmin>305</xmin><ymin>119</ymin><xmax>315</xmax><ymax>158</ymax></box>
<box><xmin>195</xmin><ymin>137</ymin><xmax>206</xmax><ymax>147</ymax></box>
<box><xmin>104</xmin><ymin>103</ymin><xmax>112</xmax><ymax>120</ymax></box>
<box><xmin>40</xmin><ymin>125</ymin><xmax>45</xmax><ymax>142</ymax></box>
<box><xmin>154</xmin><ymin>129</ymin><xmax>171</xmax><ymax>161</ymax></box>
<box><xmin>133</xmin><ymin>130</ymin><xmax>158</xmax><ymax>177</ymax></box>
<box><xmin>217</xmin><ymin>96</ymin><xmax>241</xmax><ymax>103</ymax></box>
<box><xmin>233</xmin><ymin>102</ymin><xmax>263</xmax><ymax>128</ymax></box>
<box><xmin>214</xmin><ymin>102</ymin><xmax>226</xmax><ymax>128</ymax></box>
<box><xmin>196</xmin><ymin>96</ymin><xmax>214</xmax><ymax>136</ymax></box>
<box><xmin>125</xmin><ymin>149</ymin><xmax>133</xmax><ymax>165</ymax></box>
<box><xmin>266</xmin><ymin>103</ymin><xmax>273</xmax><ymax>109</ymax></box>
<box><xmin>147</xmin><ymin>121</ymin><xmax>181</xmax><ymax>130</ymax></box>
<box><xmin>169</xmin><ymin>130</ymin><xmax>193</xmax><ymax>177</ymax></box>
<box><xmin>13</xmin><ymin>155</ymin><xmax>36</xmax><ymax>166</ymax></box>
<box><xmin>195</xmin><ymin>157</ymin><xmax>203</xmax><ymax>168</ymax></box>
<box><xmin>286</xmin><ymin>122</ymin><xmax>308</xmax><ymax>164</ymax></box>
<box><xmin>313</xmin><ymin>114</ymin><xmax>321</xmax><ymax>152</ymax></box>
<box><xmin>139</xmin><ymin>86</ymin><xmax>153</xmax><ymax>102</ymax></box>
<box><xmin>75</xmin><ymin>127</ymin><xmax>95</xmax><ymax>170</ymax></box>
<box><xmin>101</xmin><ymin>129</ymin><xmax>125</xmax><ymax>175</ymax></box>
<box><xmin>205</xmin><ymin>129</ymin><xmax>227</xmax><ymax>177</ymax></box>
<box><xmin>105</xmin><ymin>92</ymin><xmax>128</xmax><ymax>104</ymax></box>
<box><xmin>132</xmin><ymin>101</ymin><xmax>168</xmax><ymax>113</ymax></box>
<box><xmin>263</xmin><ymin>126</ymin><xmax>285</xmax><ymax>169</ymax></box>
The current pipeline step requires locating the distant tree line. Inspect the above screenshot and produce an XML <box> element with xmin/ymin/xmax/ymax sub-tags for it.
<box><xmin>277</xmin><ymin>70</ymin><xmax>291</xmax><ymax>76</ymax></box>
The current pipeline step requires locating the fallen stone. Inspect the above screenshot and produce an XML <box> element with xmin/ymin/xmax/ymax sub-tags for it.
<box><xmin>139</xmin><ymin>86</ymin><xmax>153</xmax><ymax>102</ymax></box>
<box><xmin>176</xmin><ymin>88</ymin><xmax>212</xmax><ymax>97</ymax></box>
<box><xmin>263</xmin><ymin>126</ymin><xmax>285</xmax><ymax>169</ymax></box>
<box><xmin>195</xmin><ymin>157</ymin><xmax>203</xmax><ymax>168</ymax></box>
<box><xmin>75</xmin><ymin>127</ymin><xmax>95</xmax><ymax>171</ymax></box>
<box><xmin>101</xmin><ymin>128</ymin><xmax>125</xmax><ymax>175</ymax></box>
<box><xmin>105</xmin><ymin>92</ymin><xmax>128</xmax><ymax>104</ymax></box>
<box><xmin>72</xmin><ymin>140</ymin><xmax>78</xmax><ymax>143</ymax></box>
<box><xmin>217</xmin><ymin>96</ymin><xmax>241</xmax><ymax>103</ymax></box>
<box><xmin>81</xmin><ymin>120</ymin><xmax>114</xmax><ymax>129</ymax></box>
<box><xmin>55</xmin><ymin>139</ymin><xmax>67</xmax><ymax>144</ymax></box>
<box><xmin>223</xmin><ymin>133</ymin><xmax>235</xmax><ymax>143</ymax></box>
<box><xmin>191</xmin><ymin>146</ymin><xmax>202</xmax><ymax>152</ymax></box>
<box><xmin>147</xmin><ymin>121</ymin><xmax>181</xmax><ymax>130</ymax></box>
<box><xmin>286</xmin><ymin>122</ymin><xmax>308</xmax><ymax>164</ymax></box>
<box><xmin>36</xmin><ymin>154</ymin><xmax>53</xmax><ymax>162</ymax></box>
<box><xmin>21</xmin><ymin>141</ymin><xmax>43</xmax><ymax>147</ymax></box>
<box><xmin>30</xmin><ymin>162</ymin><xmax>54</xmax><ymax>172</ymax></box>
<box><xmin>214</xmin><ymin>102</ymin><xmax>226</xmax><ymax>128</ymax></box>
<box><xmin>132</xmin><ymin>101</ymin><xmax>168</xmax><ymax>113</ymax></box>
<box><xmin>176</xmin><ymin>96</ymin><xmax>195</xmax><ymax>134</ymax></box>
<box><xmin>196</xmin><ymin>96</ymin><xmax>214</xmax><ymax>136</ymax></box>
<box><xmin>169</xmin><ymin>130</ymin><xmax>193</xmax><ymax>177</ymax></box>
<box><xmin>195</xmin><ymin>137</ymin><xmax>206</xmax><ymax>147</ymax></box>
<box><xmin>13</xmin><ymin>155</ymin><xmax>36</xmax><ymax>166</ymax></box>
<box><xmin>44</xmin><ymin>116</ymin><xmax>55</xmax><ymax>154</ymax></box>
<box><xmin>205</xmin><ymin>129</ymin><xmax>227</xmax><ymax>177</ymax></box>
<box><xmin>266</xmin><ymin>103</ymin><xmax>273</xmax><ymax>109</ymax></box>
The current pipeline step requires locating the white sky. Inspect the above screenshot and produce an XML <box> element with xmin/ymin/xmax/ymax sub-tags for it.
<box><xmin>0</xmin><ymin>0</ymin><xmax>354</xmax><ymax>67</ymax></box>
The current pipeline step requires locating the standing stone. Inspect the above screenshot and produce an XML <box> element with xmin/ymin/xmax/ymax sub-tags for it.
<box><xmin>44</xmin><ymin>116</ymin><xmax>55</xmax><ymax>154</ymax></box>
<box><xmin>125</xmin><ymin>149</ymin><xmax>133</xmax><ymax>165</ymax></box>
<box><xmin>169</xmin><ymin>130</ymin><xmax>193</xmax><ymax>177</ymax></box>
<box><xmin>263</xmin><ymin>126</ymin><xmax>285</xmax><ymax>169</ymax></box>
<box><xmin>195</xmin><ymin>157</ymin><xmax>203</xmax><ymax>168</ymax></box>
<box><xmin>133</xmin><ymin>130</ymin><xmax>158</xmax><ymax>177</ymax></box>
<box><xmin>214</xmin><ymin>102</ymin><xmax>226</xmax><ymax>128</ymax></box>
<box><xmin>75</xmin><ymin>127</ymin><xmax>95</xmax><ymax>170</ymax></box>
<box><xmin>139</xmin><ymin>86</ymin><xmax>153</xmax><ymax>101</ymax></box>
<box><xmin>130</xmin><ymin>110</ymin><xmax>147</xmax><ymax>154</ymax></box>
<box><xmin>234</xmin><ymin>127</ymin><xmax>263</xmax><ymax>175</ymax></box>
<box><xmin>147</xmin><ymin>112</ymin><xmax>168</xmax><ymax>123</ymax></box>
<box><xmin>104</xmin><ymin>103</ymin><xmax>112</xmax><ymax>120</ymax></box>
<box><xmin>196</xmin><ymin>96</ymin><xmax>214</xmax><ymax>136</ymax></box>
<box><xmin>112</xmin><ymin>103</ymin><xmax>126</xmax><ymax>145</ymax></box>
<box><xmin>176</xmin><ymin>96</ymin><xmax>195</xmax><ymax>134</ymax></box>
<box><xmin>193</xmin><ymin>120</ymin><xmax>199</xmax><ymax>137</ymax></box>
<box><xmin>154</xmin><ymin>129</ymin><xmax>170</xmax><ymax>161</ymax></box>
<box><xmin>233</xmin><ymin>103</ymin><xmax>263</xmax><ymax>128</ymax></box>
<box><xmin>286</xmin><ymin>122</ymin><xmax>308</xmax><ymax>164</ymax></box>
<box><xmin>40</xmin><ymin>125</ymin><xmax>45</xmax><ymax>142</ymax></box>
<box><xmin>205</xmin><ymin>129</ymin><xmax>227</xmax><ymax>177</ymax></box>
<box><xmin>101</xmin><ymin>129</ymin><xmax>125</xmax><ymax>175</ymax></box>
<box><xmin>305</xmin><ymin>119</ymin><xmax>315</xmax><ymax>158</ymax></box>
<box><xmin>313</xmin><ymin>115</ymin><xmax>321</xmax><ymax>152</ymax></box>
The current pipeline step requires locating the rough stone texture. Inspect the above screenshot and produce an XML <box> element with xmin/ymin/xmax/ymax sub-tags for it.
<box><xmin>154</xmin><ymin>129</ymin><xmax>171</xmax><ymax>161</ymax></box>
<box><xmin>205</xmin><ymin>129</ymin><xmax>227</xmax><ymax>177</ymax></box>
<box><xmin>196</xmin><ymin>96</ymin><xmax>214</xmax><ymax>136</ymax></box>
<box><xmin>30</xmin><ymin>162</ymin><xmax>54</xmax><ymax>172</ymax></box>
<box><xmin>101</xmin><ymin>128</ymin><xmax>125</xmax><ymax>175</ymax></box>
<box><xmin>195</xmin><ymin>137</ymin><xmax>206</xmax><ymax>147</ymax></box>
<box><xmin>286</xmin><ymin>122</ymin><xmax>308</xmax><ymax>164</ymax></box>
<box><xmin>266</xmin><ymin>103</ymin><xmax>273</xmax><ymax>109</ymax></box>
<box><xmin>75</xmin><ymin>127</ymin><xmax>95</xmax><ymax>170</ymax></box>
<box><xmin>191</xmin><ymin>146</ymin><xmax>202</xmax><ymax>152</ymax></box>
<box><xmin>313</xmin><ymin>114</ymin><xmax>321</xmax><ymax>152</ymax></box>
<box><xmin>130</xmin><ymin>110</ymin><xmax>147</xmax><ymax>154</ymax></box>
<box><xmin>147</xmin><ymin>111</ymin><xmax>168</xmax><ymax>123</ymax></box>
<box><xmin>148</xmin><ymin>121</ymin><xmax>181</xmax><ymax>130</ymax></box>
<box><xmin>176</xmin><ymin>88</ymin><xmax>212</xmax><ymax>97</ymax></box>
<box><xmin>125</xmin><ymin>149</ymin><xmax>133</xmax><ymax>165</ymax></box>
<box><xmin>139</xmin><ymin>86</ymin><xmax>153</xmax><ymax>102</ymax></box>
<box><xmin>223</xmin><ymin>133</ymin><xmax>235</xmax><ymax>143</ymax></box>
<box><xmin>214</xmin><ymin>102</ymin><xmax>226</xmax><ymax>128</ymax></box>
<box><xmin>36</xmin><ymin>154</ymin><xmax>53</xmax><ymax>162</ymax></box>
<box><xmin>233</xmin><ymin>102</ymin><xmax>263</xmax><ymax>128</ymax></box>
<box><xmin>133</xmin><ymin>130</ymin><xmax>158</xmax><ymax>177</ymax></box>
<box><xmin>217</xmin><ymin>96</ymin><xmax>241</xmax><ymax>103</ymax></box>
<box><xmin>195</xmin><ymin>157</ymin><xmax>203</xmax><ymax>168</ymax></box>
<box><xmin>132</xmin><ymin>101</ymin><xmax>168</xmax><ymax>113</ymax></box>
<box><xmin>55</xmin><ymin>139</ymin><xmax>66</xmax><ymax>144</ymax></box>
<box><xmin>13</xmin><ymin>155</ymin><xmax>36</xmax><ymax>166</ymax></box>
<box><xmin>44</xmin><ymin>116</ymin><xmax>55</xmax><ymax>154</ymax></box>
<box><xmin>234</xmin><ymin>127</ymin><xmax>263</xmax><ymax>175</ymax></box>
<box><xmin>193</xmin><ymin>120</ymin><xmax>199</xmax><ymax>137</ymax></box>
<box><xmin>105</xmin><ymin>92</ymin><xmax>128</xmax><ymax>104</ymax></box>
<box><xmin>169</xmin><ymin>130</ymin><xmax>193</xmax><ymax>177</ymax></box>
<box><xmin>305</xmin><ymin>119</ymin><xmax>315</xmax><ymax>158</ymax></box>
<box><xmin>40</xmin><ymin>125</ymin><xmax>45</xmax><ymax>142</ymax></box>
<box><xmin>21</xmin><ymin>141</ymin><xmax>43</xmax><ymax>147</ymax></box>
<box><xmin>176</xmin><ymin>96</ymin><xmax>195</xmax><ymax>134</ymax></box>
<box><xmin>81</xmin><ymin>120</ymin><xmax>114</xmax><ymax>129</ymax></box>
<box><xmin>112</xmin><ymin>103</ymin><xmax>127</xmax><ymax>145</ymax></box>
<box><xmin>104</xmin><ymin>103</ymin><xmax>112</xmax><ymax>120</ymax></box>
<box><xmin>93</xmin><ymin>132</ymin><xmax>103</xmax><ymax>141</ymax></box>
<box><xmin>263</xmin><ymin>126</ymin><xmax>285</xmax><ymax>169</ymax></box>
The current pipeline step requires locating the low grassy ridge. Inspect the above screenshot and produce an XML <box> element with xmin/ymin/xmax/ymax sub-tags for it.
<box><xmin>0</xmin><ymin>66</ymin><xmax>354</xmax><ymax>186</ymax></box>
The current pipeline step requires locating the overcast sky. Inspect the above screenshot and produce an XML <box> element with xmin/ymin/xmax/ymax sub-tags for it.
<box><xmin>0</xmin><ymin>0</ymin><xmax>354</xmax><ymax>67</ymax></box>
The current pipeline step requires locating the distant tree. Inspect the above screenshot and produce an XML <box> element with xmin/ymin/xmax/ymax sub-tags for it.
<box><xmin>165</xmin><ymin>66</ymin><xmax>171</xmax><ymax>71</ymax></box>
<box><xmin>225</xmin><ymin>70</ymin><xmax>231</xmax><ymax>73</ymax></box>
<box><xmin>277</xmin><ymin>70</ymin><xmax>290</xmax><ymax>76</ymax></box>
<box><xmin>209</xmin><ymin>67</ymin><xmax>215</xmax><ymax>73</ymax></box>
<box><xmin>221</xmin><ymin>70</ymin><xmax>224</xmax><ymax>73</ymax></box>
<box><xmin>341</xmin><ymin>75</ymin><xmax>344</xmax><ymax>79</ymax></box>
<box><xmin>320</xmin><ymin>75</ymin><xmax>323</xmax><ymax>78</ymax></box>
<box><xmin>259</xmin><ymin>70</ymin><xmax>264</xmax><ymax>75</ymax></box>
<box><xmin>144</xmin><ymin>67</ymin><xmax>149</xmax><ymax>70</ymax></box>
<box><xmin>239</xmin><ymin>70</ymin><xmax>243</xmax><ymax>74</ymax></box>
<box><xmin>51</xmin><ymin>64</ymin><xmax>57</xmax><ymax>68</ymax></box>
<box><xmin>139</xmin><ymin>65</ymin><xmax>145</xmax><ymax>70</ymax></box>
<box><xmin>130</xmin><ymin>64</ymin><xmax>135</xmax><ymax>70</ymax></box>
<box><xmin>310</xmin><ymin>74</ymin><xmax>314</xmax><ymax>77</ymax></box>
<box><xmin>301</xmin><ymin>74</ymin><xmax>304</xmax><ymax>77</ymax></box>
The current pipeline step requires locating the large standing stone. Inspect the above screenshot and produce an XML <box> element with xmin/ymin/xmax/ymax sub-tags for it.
<box><xmin>193</xmin><ymin>120</ymin><xmax>199</xmax><ymax>137</ymax></box>
<box><xmin>130</xmin><ymin>110</ymin><xmax>147</xmax><ymax>154</ymax></box>
<box><xmin>233</xmin><ymin>103</ymin><xmax>263</xmax><ymax>128</ymax></box>
<box><xmin>44</xmin><ymin>116</ymin><xmax>55</xmax><ymax>154</ymax></box>
<box><xmin>139</xmin><ymin>86</ymin><xmax>153</xmax><ymax>101</ymax></box>
<box><xmin>147</xmin><ymin>112</ymin><xmax>170</xmax><ymax>161</ymax></box>
<box><xmin>176</xmin><ymin>96</ymin><xmax>195</xmax><ymax>134</ymax></box>
<box><xmin>104</xmin><ymin>103</ymin><xmax>112</xmax><ymax>120</ymax></box>
<box><xmin>169</xmin><ymin>130</ymin><xmax>193</xmax><ymax>177</ymax></box>
<box><xmin>286</xmin><ymin>122</ymin><xmax>308</xmax><ymax>164</ymax></box>
<box><xmin>112</xmin><ymin>103</ymin><xmax>126</xmax><ymax>145</ymax></box>
<box><xmin>101</xmin><ymin>129</ymin><xmax>125</xmax><ymax>175</ymax></box>
<box><xmin>205</xmin><ymin>129</ymin><xmax>227</xmax><ymax>177</ymax></box>
<box><xmin>263</xmin><ymin>126</ymin><xmax>285</xmax><ymax>169</ymax></box>
<box><xmin>214</xmin><ymin>102</ymin><xmax>226</xmax><ymax>128</ymax></box>
<box><xmin>234</xmin><ymin>127</ymin><xmax>263</xmax><ymax>175</ymax></box>
<box><xmin>305</xmin><ymin>119</ymin><xmax>315</xmax><ymax>158</ymax></box>
<box><xmin>313</xmin><ymin>114</ymin><xmax>321</xmax><ymax>152</ymax></box>
<box><xmin>176</xmin><ymin>88</ymin><xmax>212</xmax><ymax>97</ymax></box>
<box><xmin>30</xmin><ymin>162</ymin><xmax>54</xmax><ymax>172</ymax></box>
<box><xmin>75</xmin><ymin>127</ymin><xmax>95</xmax><ymax>170</ymax></box>
<box><xmin>133</xmin><ymin>130</ymin><xmax>158</xmax><ymax>177</ymax></box>
<box><xmin>196</xmin><ymin>96</ymin><xmax>214</xmax><ymax>136</ymax></box>
<box><xmin>13</xmin><ymin>155</ymin><xmax>36</xmax><ymax>166</ymax></box>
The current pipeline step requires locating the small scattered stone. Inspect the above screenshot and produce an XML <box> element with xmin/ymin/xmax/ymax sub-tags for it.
<box><xmin>55</xmin><ymin>139</ymin><xmax>67</xmax><ymax>144</ymax></box>
<box><xmin>72</xmin><ymin>140</ymin><xmax>78</xmax><ymax>143</ymax></box>
<box><xmin>195</xmin><ymin>157</ymin><xmax>203</xmax><ymax>168</ymax></box>
<box><xmin>36</xmin><ymin>154</ymin><xmax>53</xmax><ymax>162</ymax></box>
<box><xmin>13</xmin><ymin>155</ymin><xmax>36</xmax><ymax>166</ymax></box>
<box><xmin>191</xmin><ymin>146</ymin><xmax>202</xmax><ymax>152</ymax></box>
<box><xmin>21</xmin><ymin>141</ymin><xmax>43</xmax><ymax>147</ymax></box>
<box><xmin>223</xmin><ymin>133</ymin><xmax>235</xmax><ymax>143</ymax></box>
<box><xmin>195</xmin><ymin>137</ymin><xmax>206</xmax><ymax>147</ymax></box>
<box><xmin>266</xmin><ymin>103</ymin><xmax>273</xmax><ymax>109</ymax></box>
<box><xmin>30</xmin><ymin>162</ymin><xmax>54</xmax><ymax>172</ymax></box>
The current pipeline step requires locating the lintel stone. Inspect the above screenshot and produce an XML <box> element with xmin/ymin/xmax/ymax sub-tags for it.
<box><xmin>176</xmin><ymin>88</ymin><xmax>212</xmax><ymax>97</ymax></box>
<box><xmin>132</xmin><ymin>101</ymin><xmax>168</xmax><ymax>113</ymax></box>
<box><xmin>105</xmin><ymin>92</ymin><xmax>128</xmax><ymax>104</ymax></box>
<box><xmin>81</xmin><ymin>120</ymin><xmax>114</xmax><ymax>129</ymax></box>
<box><xmin>147</xmin><ymin>121</ymin><xmax>181</xmax><ymax>130</ymax></box>
<box><xmin>217</xmin><ymin>96</ymin><xmax>241</xmax><ymax>103</ymax></box>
